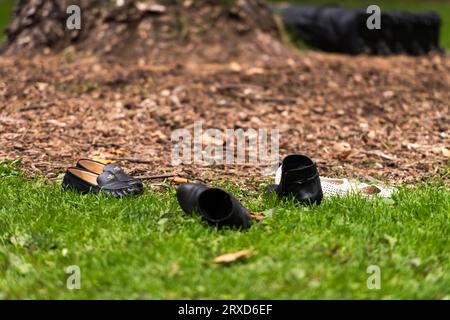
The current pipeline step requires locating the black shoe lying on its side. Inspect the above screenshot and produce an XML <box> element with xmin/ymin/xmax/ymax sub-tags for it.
<box><xmin>76</xmin><ymin>158</ymin><xmax>143</xmax><ymax>192</ymax></box>
<box><xmin>266</xmin><ymin>154</ymin><xmax>323</xmax><ymax>206</ymax></box>
<box><xmin>62</xmin><ymin>168</ymin><xmax>143</xmax><ymax>198</ymax></box>
<box><xmin>176</xmin><ymin>183</ymin><xmax>252</xmax><ymax>229</ymax></box>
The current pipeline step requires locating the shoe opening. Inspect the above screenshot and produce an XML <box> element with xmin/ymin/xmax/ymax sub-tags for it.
<box><xmin>198</xmin><ymin>188</ymin><xmax>233</xmax><ymax>223</ymax></box>
<box><xmin>283</xmin><ymin>154</ymin><xmax>314</xmax><ymax>171</ymax></box>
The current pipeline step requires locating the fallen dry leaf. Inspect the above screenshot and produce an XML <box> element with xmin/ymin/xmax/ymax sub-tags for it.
<box><xmin>333</xmin><ymin>142</ymin><xmax>352</xmax><ymax>159</ymax></box>
<box><xmin>442</xmin><ymin>147</ymin><xmax>450</xmax><ymax>157</ymax></box>
<box><xmin>406</xmin><ymin>143</ymin><xmax>422</xmax><ymax>150</ymax></box>
<box><xmin>383</xmin><ymin>90</ymin><xmax>395</xmax><ymax>98</ymax></box>
<box><xmin>151</xmin><ymin>130</ymin><xmax>167</xmax><ymax>140</ymax></box>
<box><xmin>170</xmin><ymin>263</ymin><xmax>180</xmax><ymax>275</ymax></box>
<box><xmin>171</xmin><ymin>177</ymin><xmax>188</xmax><ymax>184</ymax></box>
<box><xmin>249</xmin><ymin>211</ymin><xmax>265</xmax><ymax>221</ymax></box>
<box><xmin>359</xmin><ymin>185</ymin><xmax>381</xmax><ymax>195</ymax></box>
<box><xmin>229</xmin><ymin>61</ymin><xmax>242</xmax><ymax>72</ymax></box>
<box><xmin>92</xmin><ymin>158</ymin><xmax>116</xmax><ymax>164</ymax></box>
<box><xmin>213</xmin><ymin>249</ymin><xmax>252</xmax><ymax>264</ymax></box>
<box><xmin>366</xmin><ymin>150</ymin><xmax>397</xmax><ymax>161</ymax></box>
<box><xmin>36</xmin><ymin>82</ymin><xmax>49</xmax><ymax>91</ymax></box>
<box><xmin>245</xmin><ymin>67</ymin><xmax>265</xmax><ymax>75</ymax></box>
<box><xmin>135</xmin><ymin>2</ymin><xmax>166</xmax><ymax>13</ymax></box>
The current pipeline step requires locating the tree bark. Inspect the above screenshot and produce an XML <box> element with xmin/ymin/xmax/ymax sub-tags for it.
<box><xmin>1</xmin><ymin>0</ymin><xmax>285</xmax><ymax>60</ymax></box>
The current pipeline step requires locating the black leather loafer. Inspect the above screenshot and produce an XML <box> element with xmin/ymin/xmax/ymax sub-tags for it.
<box><xmin>62</xmin><ymin>168</ymin><xmax>142</xmax><ymax>198</ymax></box>
<box><xmin>176</xmin><ymin>183</ymin><xmax>252</xmax><ymax>229</ymax></box>
<box><xmin>266</xmin><ymin>154</ymin><xmax>323</xmax><ymax>205</ymax></box>
<box><xmin>76</xmin><ymin>159</ymin><xmax>143</xmax><ymax>191</ymax></box>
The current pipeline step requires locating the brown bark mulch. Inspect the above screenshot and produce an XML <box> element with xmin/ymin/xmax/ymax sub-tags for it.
<box><xmin>0</xmin><ymin>50</ymin><xmax>449</xmax><ymax>188</ymax></box>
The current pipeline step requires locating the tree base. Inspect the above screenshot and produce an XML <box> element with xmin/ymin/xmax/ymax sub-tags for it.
<box><xmin>2</xmin><ymin>0</ymin><xmax>289</xmax><ymax>62</ymax></box>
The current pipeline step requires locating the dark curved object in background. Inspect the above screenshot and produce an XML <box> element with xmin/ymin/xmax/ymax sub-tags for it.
<box><xmin>272</xmin><ymin>5</ymin><xmax>442</xmax><ymax>56</ymax></box>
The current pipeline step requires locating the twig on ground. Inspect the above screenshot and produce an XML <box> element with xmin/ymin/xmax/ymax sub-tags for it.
<box><xmin>20</xmin><ymin>103</ymin><xmax>53</xmax><ymax>112</ymax></box>
<box><xmin>237</xmin><ymin>95</ymin><xmax>297</xmax><ymax>104</ymax></box>
<box><xmin>136</xmin><ymin>174</ymin><xmax>176</xmax><ymax>180</ymax></box>
<box><xmin>110</xmin><ymin>157</ymin><xmax>154</xmax><ymax>164</ymax></box>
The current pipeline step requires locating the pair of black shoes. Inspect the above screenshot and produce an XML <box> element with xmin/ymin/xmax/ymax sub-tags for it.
<box><xmin>176</xmin><ymin>154</ymin><xmax>323</xmax><ymax>229</ymax></box>
<box><xmin>62</xmin><ymin>159</ymin><xmax>144</xmax><ymax>198</ymax></box>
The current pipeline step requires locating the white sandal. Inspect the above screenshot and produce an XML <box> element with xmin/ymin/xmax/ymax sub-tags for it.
<box><xmin>320</xmin><ymin>177</ymin><xmax>356</xmax><ymax>197</ymax></box>
<box><xmin>356</xmin><ymin>183</ymin><xmax>395</xmax><ymax>198</ymax></box>
<box><xmin>275</xmin><ymin>165</ymin><xmax>395</xmax><ymax>198</ymax></box>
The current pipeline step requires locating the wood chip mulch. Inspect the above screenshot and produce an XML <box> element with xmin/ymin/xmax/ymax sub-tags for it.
<box><xmin>0</xmin><ymin>51</ymin><xmax>449</xmax><ymax>188</ymax></box>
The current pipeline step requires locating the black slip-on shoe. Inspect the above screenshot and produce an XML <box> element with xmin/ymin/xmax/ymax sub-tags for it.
<box><xmin>62</xmin><ymin>168</ymin><xmax>142</xmax><ymax>198</ymax></box>
<box><xmin>176</xmin><ymin>183</ymin><xmax>209</xmax><ymax>214</ymax></box>
<box><xmin>76</xmin><ymin>159</ymin><xmax>143</xmax><ymax>191</ymax></box>
<box><xmin>176</xmin><ymin>183</ymin><xmax>252</xmax><ymax>229</ymax></box>
<box><xmin>266</xmin><ymin>154</ymin><xmax>323</xmax><ymax>205</ymax></box>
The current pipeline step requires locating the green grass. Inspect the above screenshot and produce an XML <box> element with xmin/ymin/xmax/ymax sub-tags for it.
<box><xmin>270</xmin><ymin>0</ymin><xmax>450</xmax><ymax>49</ymax></box>
<box><xmin>0</xmin><ymin>160</ymin><xmax>449</xmax><ymax>299</ymax></box>
<box><xmin>0</xmin><ymin>0</ymin><xmax>14</xmax><ymax>41</ymax></box>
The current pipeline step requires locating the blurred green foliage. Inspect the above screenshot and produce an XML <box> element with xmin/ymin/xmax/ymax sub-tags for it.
<box><xmin>0</xmin><ymin>0</ymin><xmax>14</xmax><ymax>41</ymax></box>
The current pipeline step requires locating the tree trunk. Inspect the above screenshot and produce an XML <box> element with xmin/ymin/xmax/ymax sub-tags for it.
<box><xmin>1</xmin><ymin>0</ymin><xmax>287</xmax><ymax>61</ymax></box>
